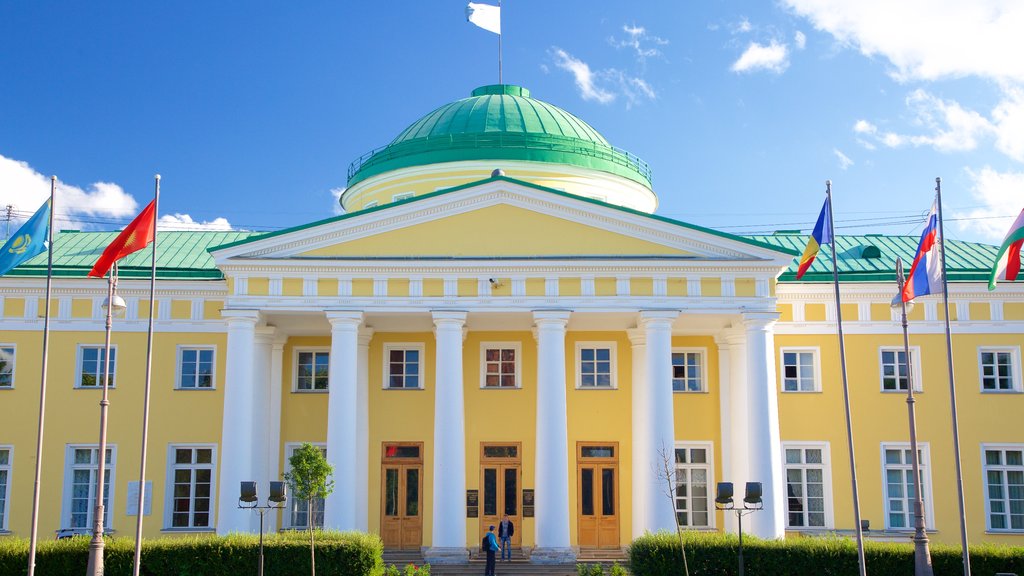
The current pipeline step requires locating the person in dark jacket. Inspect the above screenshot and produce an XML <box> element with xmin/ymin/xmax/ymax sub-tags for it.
<box><xmin>497</xmin><ymin>515</ymin><xmax>514</xmax><ymax>561</ymax></box>
<box><xmin>484</xmin><ymin>525</ymin><xmax>500</xmax><ymax>576</ymax></box>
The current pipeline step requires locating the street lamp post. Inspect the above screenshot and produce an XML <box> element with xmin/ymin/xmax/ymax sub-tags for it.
<box><xmin>893</xmin><ymin>257</ymin><xmax>934</xmax><ymax>576</ymax></box>
<box><xmin>86</xmin><ymin>263</ymin><xmax>126</xmax><ymax>576</ymax></box>
<box><xmin>239</xmin><ymin>481</ymin><xmax>288</xmax><ymax>576</ymax></box>
<box><xmin>714</xmin><ymin>481</ymin><xmax>763</xmax><ymax>576</ymax></box>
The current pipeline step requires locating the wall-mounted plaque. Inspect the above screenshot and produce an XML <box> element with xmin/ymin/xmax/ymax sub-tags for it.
<box><xmin>522</xmin><ymin>489</ymin><xmax>534</xmax><ymax>517</ymax></box>
<box><xmin>467</xmin><ymin>489</ymin><xmax>479</xmax><ymax>518</ymax></box>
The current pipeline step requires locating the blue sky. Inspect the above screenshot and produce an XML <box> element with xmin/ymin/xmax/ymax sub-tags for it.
<box><xmin>1</xmin><ymin>1</ymin><xmax>1022</xmax><ymax>244</ymax></box>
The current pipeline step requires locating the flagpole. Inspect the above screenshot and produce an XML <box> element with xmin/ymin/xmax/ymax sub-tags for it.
<box><xmin>26</xmin><ymin>177</ymin><xmax>56</xmax><ymax>576</ymax></box>
<box><xmin>497</xmin><ymin>0</ymin><xmax>502</xmax><ymax>84</ymax></box>
<box><xmin>132</xmin><ymin>175</ymin><xmax>160</xmax><ymax>576</ymax></box>
<box><xmin>934</xmin><ymin>177</ymin><xmax>971</xmax><ymax>575</ymax></box>
<box><xmin>825</xmin><ymin>181</ymin><xmax>867</xmax><ymax>576</ymax></box>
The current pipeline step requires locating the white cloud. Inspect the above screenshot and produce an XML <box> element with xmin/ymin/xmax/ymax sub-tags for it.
<box><xmin>833</xmin><ymin>148</ymin><xmax>854</xmax><ymax>170</ymax></box>
<box><xmin>551</xmin><ymin>48</ymin><xmax>657</xmax><ymax>108</ymax></box>
<box><xmin>955</xmin><ymin>166</ymin><xmax>1024</xmax><ymax>241</ymax></box>
<box><xmin>551</xmin><ymin>48</ymin><xmax>616</xmax><ymax>104</ymax></box>
<box><xmin>731</xmin><ymin>41</ymin><xmax>790</xmax><ymax>74</ymax></box>
<box><xmin>610</xmin><ymin>24</ymin><xmax>668</xmax><ymax>62</ymax></box>
<box><xmin>794</xmin><ymin>30</ymin><xmax>807</xmax><ymax>50</ymax></box>
<box><xmin>783</xmin><ymin>0</ymin><xmax>1024</xmax><ymax>83</ymax></box>
<box><xmin>856</xmin><ymin>90</ymin><xmax>995</xmax><ymax>153</ymax></box>
<box><xmin>853</xmin><ymin>119</ymin><xmax>877</xmax><ymax>134</ymax></box>
<box><xmin>330</xmin><ymin>187</ymin><xmax>346</xmax><ymax>215</ymax></box>
<box><xmin>733</xmin><ymin>18</ymin><xmax>753</xmax><ymax>34</ymax></box>
<box><xmin>991</xmin><ymin>85</ymin><xmax>1024</xmax><ymax>162</ymax></box>
<box><xmin>158</xmin><ymin>213</ymin><xmax>233</xmax><ymax>231</ymax></box>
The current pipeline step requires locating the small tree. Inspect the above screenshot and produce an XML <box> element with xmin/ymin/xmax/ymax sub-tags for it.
<box><xmin>285</xmin><ymin>442</ymin><xmax>335</xmax><ymax>576</ymax></box>
<box><xmin>656</xmin><ymin>444</ymin><xmax>691</xmax><ymax>576</ymax></box>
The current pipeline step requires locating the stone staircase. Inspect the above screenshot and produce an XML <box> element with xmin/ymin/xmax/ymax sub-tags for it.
<box><xmin>382</xmin><ymin>548</ymin><xmax>630</xmax><ymax>576</ymax></box>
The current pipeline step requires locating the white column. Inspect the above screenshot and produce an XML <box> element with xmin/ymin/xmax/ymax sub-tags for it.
<box><xmin>324</xmin><ymin>311</ymin><xmax>362</xmax><ymax>530</ymax></box>
<box><xmin>532</xmin><ymin>310</ymin><xmax>574</xmax><ymax>564</ymax></box>
<box><xmin>267</xmin><ymin>334</ymin><xmax>286</xmax><ymax>532</ymax></box>
<box><xmin>427</xmin><ymin>311</ymin><xmax>469</xmax><ymax>563</ymax></box>
<box><xmin>743</xmin><ymin>312</ymin><xmax>785</xmax><ymax>539</ymax></box>
<box><xmin>217</xmin><ymin>309</ymin><xmax>260</xmax><ymax>534</ymax></box>
<box><xmin>252</xmin><ymin>328</ymin><xmax>275</xmax><ymax>517</ymax></box>
<box><xmin>640</xmin><ymin>310</ymin><xmax>679</xmax><ymax>533</ymax></box>
<box><xmin>627</xmin><ymin>328</ymin><xmax>649</xmax><ymax>539</ymax></box>
<box><xmin>356</xmin><ymin>327</ymin><xmax>374</xmax><ymax>531</ymax></box>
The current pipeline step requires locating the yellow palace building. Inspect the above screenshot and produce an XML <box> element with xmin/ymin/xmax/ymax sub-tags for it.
<box><xmin>1</xmin><ymin>85</ymin><xmax>1022</xmax><ymax>561</ymax></box>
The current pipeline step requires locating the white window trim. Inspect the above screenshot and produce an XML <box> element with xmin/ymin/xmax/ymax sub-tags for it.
<box><xmin>383</xmin><ymin>342</ymin><xmax>426</xmax><ymax>390</ymax></box>
<box><xmin>981</xmin><ymin>443</ymin><xmax>1024</xmax><ymax>533</ymax></box>
<box><xmin>779</xmin><ymin>347</ymin><xmax>822</xmax><ymax>393</ymax></box>
<box><xmin>283</xmin><ymin>442</ymin><xmax>327</xmax><ymax>530</ymax></box>
<box><xmin>163</xmin><ymin>443</ymin><xmax>217</xmax><ymax>531</ymax></box>
<box><xmin>878</xmin><ymin>346</ymin><xmax>922</xmax><ymax>393</ymax></box>
<box><xmin>880</xmin><ymin>442</ymin><xmax>934</xmax><ymax>531</ymax></box>
<box><xmin>575</xmin><ymin>341</ymin><xmax>618</xmax><ymax>389</ymax></box>
<box><xmin>0</xmin><ymin>445</ymin><xmax>12</xmax><ymax>532</ymax></box>
<box><xmin>61</xmin><ymin>444</ymin><xmax>116</xmax><ymax>533</ymax></box>
<box><xmin>672</xmin><ymin>347</ymin><xmax>708</xmax><ymax>393</ymax></box>
<box><xmin>781</xmin><ymin>441</ymin><xmax>835</xmax><ymax>530</ymax></box>
<box><xmin>0</xmin><ymin>344</ymin><xmax>15</xmax><ymax>389</ymax></box>
<box><xmin>75</xmin><ymin>344</ymin><xmax>118</xmax><ymax>389</ymax></box>
<box><xmin>479</xmin><ymin>341</ymin><xmax>522</xmax><ymax>389</ymax></box>
<box><xmin>978</xmin><ymin>346</ymin><xmax>1022</xmax><ymax>393</ymax></box>
<box><xmin>392</xmin><ymin>192</ymin><xmax>414</xmax><ymax>202</ymax></box>
<box><xmin>674</xmin><ymin>441</ymin><xmax>716</xmax><ymax>529</ymax></box>
<box><xmin>293</xmin><ymin>347</ymin><xmax>330</xmax><ymax>393</ymax></box>
<box><xmin>175</xmin><ymin>345</ymin><xmax>217</xmax><ymax>391</ymax></box>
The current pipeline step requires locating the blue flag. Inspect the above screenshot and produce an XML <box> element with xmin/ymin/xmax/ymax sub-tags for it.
<box><xmin>0</xmin><ymin>199</ymin><xmax>51</xmax><ymax>276</ymax></box>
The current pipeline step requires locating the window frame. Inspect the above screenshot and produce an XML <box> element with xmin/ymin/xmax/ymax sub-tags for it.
<box><xmin>283</xmin><ymin>442</ymin><xmax>327</xmax><ymax>530</ymax></box>
<box><xmin>383</xmin><ymin>343</ymin><xmax>426</xmax><ymax>390</ymax></box>
<box><xmin>879</xmin><ymin>442</ymin><xmax>934</xmax><ymax>531</ymax></box>
<box><xmin>479</xmin><ymin>341</ymin><xmax>522</xmax><ymax>389</ymax></box>
<box><xmin>978</xmin><ymin>347</ymin><xmax>1022</xmax><ymax>393</ymax></box>
<box><xmin>75</xmin><ymin>344</ymin><xmax>118</xmax><ymax>389</ymax></box>
<box><xmin>293</xmin><ymin>347</ymin><xmax>330</xmax><ymax>393</ymax></box>
<box><xmin>878</xmin><ymin>346</ymin><xmax>922</xmax><ymax>393</ymax></box>
<box><xmin>60</xmin><ymin>444</ymin><xmax>116</xmax><ymax>534</ymax></box>
<box><xmin>575</xmin><ymin>342</ymin><xmax>617</xmax><ymax>389</ymax></box>
<box><xmin>175</xmin><ymin>345</ymin><xmax>217</xmax><ymax>390</ymax></box>
<box><xmin>673</xmin><ymin>441</ymin><xmax>715</xmax><ymax>529</ymax></box>
<box><xmin>163</xmin><ymin>443</ymin><xmax>217</xmax><ymax>531</ymax></box>
<box><xmin>671</xmin><ymin>348</ymin><xmax>707</xmax><ymax>393</ymax></box>
<box><xmin>782</xmin><ymin>441</ymin><xmax>834</xmax><ymax>530</ymax></box>
<box><xmin>392</xmin><ymin>192</ymin><xmax>414</xmax><ymax>202</ymax></box>
<box><xmin>981</xmin><ymin>443</ymin><xmax>1024</xmax><ymax>533</ymax></box>
<box><xmin>779</xmin><ymin>347</ymin><xmax>821</xmax><ymax>393</ymax></box>
<box><xmin>0</xmin><ymin>345</ymin><xmax>15</xmax><ymax>389</ymax></box>
<box><xmin>0</xmin><ymin>445</ymin><xmax>11</xmax><ymax>532</ymax></box>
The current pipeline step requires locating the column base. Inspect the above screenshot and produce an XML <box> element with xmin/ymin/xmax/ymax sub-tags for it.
<box><xmin>423</xmin><ymin>547</ymin><xmax>469</xmax><ymax>564</ymax></box>
<box><xmin>529</xmin><ymin>547</ymin><xmax>576</xmax><ymax>564</ymax></box>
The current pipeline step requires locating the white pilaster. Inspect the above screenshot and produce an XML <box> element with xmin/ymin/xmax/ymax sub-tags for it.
<box><xmin>217</xmin><ymin>309</ymin><xmax>260</xmax><ymax>534</ymax></box>
<box><xmin>356</xmin><ymin>327</ymin><xmax>374</xmax><ymax>531</ymax></box>
<box><xmin>324</xmin><ymin>311</ymin><xmax>363</xmax><ymax>530</ymax></box>
<box><xmin>532</xmin><ymin>310</ymin><xmax>574</xmax><ymax>564</ymax></box>
<box><xmin>743</xmin><ymin>312</ymin><xmax>785</xmax><ymax>539</ymax></box>
<box><xmin>716</xmin><ymin>330</ymin><xmax>747</xmax><ymax>534</ymax></box>
<box><xmin>639</xmin><ymin>310</ymin><xmax>679</xmax><ymax>533</ymax></box>
<box><xmin>427</xmin><ymin>311</ymin><xmax>469</xmax><ymax>563</ymax></box>
<box><xmin>627</xmin><ymin>328</ymin><xmax>648</xmax><ymax>539</ymax></box>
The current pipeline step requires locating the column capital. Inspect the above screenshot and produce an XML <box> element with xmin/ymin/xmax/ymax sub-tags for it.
<box><xmin>221</xmin><ymin>308</ymin><xmax>260</xmax><ymax>324</ymax></box>
<box><xmin>532</xmin><ymin>309</ymin><xmax>571</xmax><ymax>326</ymax></box>
<box><xmin>626</xmin><ymin>328</ymin><xmax>645</xmax><ymax>346</ymax></box>
<box><xmin>715</xmin><ymin>328</ymin><xmax>746</xmax><ymax>348</ymax></box>
<box><xmin>254</xmin><ymin>325</ymin><xmax>278</xmax><ymax>345</ymax></box>
<box><xmin>325</xmin><ymin>310</ymin><xmax>364</xmax><ymax>326</ymax></box>
<box><xmin>638</xmin><ymin>309</ymin><xmax>680</xmax><ymax>325</ymax></box>
<box><xmin>742</xmin><ymin>310</ymin><xmax>780</xmax><ymax>330</ymax></box>
<box><xmin>431</xmin><ymin>310</ymin><xmax>468</xmax><ymax>326</ymax></box>
<box><xmin>358</xmin><ymin>327</ymin><xmax>375</xmax><ymax>347</ymax></box>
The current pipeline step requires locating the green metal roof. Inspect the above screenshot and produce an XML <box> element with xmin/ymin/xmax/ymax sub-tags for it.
<box><xmin>748</xmin><ymin>233</ymin><xmax>1005</xmax><ymax>283</ymax></box>
<box><xmin>346</xmin><ymin>85</ymin><xmax>653</xmax><ymax>188</ymax></box>
<box><xmin>3</xmin><ymin>230</ymin><xmax>262</xmax><ymax>279</ymax></box>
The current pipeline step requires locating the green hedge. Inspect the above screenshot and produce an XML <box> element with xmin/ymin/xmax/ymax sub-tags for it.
<box><xmin>0</xmin><ymin>530</ymin><xmax>384</xmax><ymax>576</ymax></box>
<box><xmin>629</xmin><ymin>530</ymin><xmax>1024</xmax><ymax>576</ymax></box>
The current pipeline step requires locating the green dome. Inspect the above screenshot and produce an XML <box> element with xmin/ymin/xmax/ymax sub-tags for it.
<box><xmin>347</xmin><ymin>85</ymin><xmax>651</xmax><ymax>187</ymax></box>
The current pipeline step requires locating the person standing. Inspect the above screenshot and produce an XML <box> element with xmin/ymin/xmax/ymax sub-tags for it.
<box><xmin>484</xmin><ymin>525</ymin><xmax>500</xmax><ymax>576</ymax></box>
<box><xmin>498</xmin><ymin>514</ymin><xmax>515</xmax><ymax>561</ymax></box>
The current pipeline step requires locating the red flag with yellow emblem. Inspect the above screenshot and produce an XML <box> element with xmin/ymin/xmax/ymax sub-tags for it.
<box><xmin>88</xmin><ymin>199</ymin><xmax>157</xmax><ymax>278</ymax></box>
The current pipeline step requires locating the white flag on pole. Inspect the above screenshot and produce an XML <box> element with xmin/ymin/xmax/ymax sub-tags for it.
<box><xmin>466</xmin><ymin>2</ymin><xmax>500</xmax><ymax>35</ymax></box>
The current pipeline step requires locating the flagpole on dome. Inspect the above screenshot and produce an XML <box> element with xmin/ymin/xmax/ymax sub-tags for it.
<box><xmin>498</xmin><ymin>0</ymin><xmax>502</xmax><ymax>84</ymax></box>
<box><xmin>824</xmin><ymin>181</ymin><xmax>868</xmax><ymax>576</ymax></box>
<box><xmin>132</xmin><ymin>174</ymin><xmax>160</xmax><ymax>576</ymax></box>
<box><xmin>934</xmin><ymin>177</ymin><xmax>972</xmax><ymax>576</ymax></box>
<box><xmin>26</xmin><ymin>177</ymin><xmax>56</xmax><ymax>576</ymax></box>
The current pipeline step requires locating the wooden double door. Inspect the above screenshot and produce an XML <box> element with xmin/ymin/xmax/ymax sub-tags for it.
<box><xmin>381</xmin><ymin>443</ymin><xmax>423</xmax><ymax>549</ymax></box>
<box><xmin>479</xmin><ymin>443</ymin><xmax>522</xmax><ymax>547</ymax></box>
<box><xmin>577</xmin><ymin>443</ymin><xmax>619</xmax><ymax>549</ymax></box>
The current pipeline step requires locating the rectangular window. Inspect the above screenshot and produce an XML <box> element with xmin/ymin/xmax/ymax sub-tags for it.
<box><xmin>879</xmin><ymin>348</ymin><xmax>921</xmax><ymax>392</ymax></box>
<box><xmin>392</xmin><ymin>192</ymin><xmax>414</xmax><ymax>202</ymax></box>
<box><xmin>881</xmin><ymin>443</ymin><xmax>933</xmax><ymax>530</ymax></box>
<box><xmin>674</xmin><ymin>444</ymin><xmax>713</xmax><ymax>528</ymax></box>
<box><xmin>672</xmin><ymin>350</ymin><xmax>705</xmax><ymax>392</ymax></box>
<box><xmin>983</xmin><ymin>445</ymin><xmax>1024</xmax><ymax>531</ymax></box>
<box><xmin>296</xmin><ymin>350</ymin><xmax>330</xmax><ymax>391</ymax></box>
<box><xmin>781</xmin><ymin>349</ymin><xmax>819</xmax><ymax>392</ymax></box>
<box><xmin>62</xmin><ymin>446</ymin><xmax>114</xmax><ymax>533</ymax></box>
<box><xmin>481</xmin><ymin>343</ymin><xmax>520</xmax><ymax>388</ymax></box>
<box><xmin>177</xmin><ymin>347</ymin><xmax>215</xmax><ymax>389</ymax></box>
<box><xmin>78</xmin><ymin>345</ymin><xmax>116</xmax><ymax>388</ymax></box>
<box><xmin>286</xmin><ymin>444</ymin><xmax>326</xmax><ymax>529</ymax></box>
<box><xmin>0</xmin><ymin>447</ymin><xmax>10</xmax><ymax>530</ymax></box>
<box><xmin>577</xmin><ymin>343</ymin><xmax>615</xmax><ymax>388</ymax></box>
<box><xmin>167</xmin><ymin>445</ymin><xmax>215</xmax><ymax>529</ymax></box>
<box><xmin>784</xmin><ymin>443</ymin><xmax>831</xmax><ymax>529</ymax></box>
<box><xmin>0</xmin><ymin>346</ymin><xmax>14</xmax><ymax>388</ymax></box>
<box><xmin>980</xmin><ymin>348</ymin><xmax>1021</xmax><ymax>392</ymax></box>
<box><xmin>385</xmin><ymin>345</ymin><xmax>423</xmax><ymax>389</ymax></box>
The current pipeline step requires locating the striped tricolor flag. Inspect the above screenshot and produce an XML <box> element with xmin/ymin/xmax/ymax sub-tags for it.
<box><xmin>902</xmin><ymin>199</ymin><xmax>942</xmax><ymax>302</ymax></box>
<box><xmin>795</xmin><ymin>197</ymin><xmax>833</xmax><ymax>280</ymax></box>
<box><xmin>989</xmin><ymin>207</ymin><xmax>1024</xmax><ymax>291</ymax></box>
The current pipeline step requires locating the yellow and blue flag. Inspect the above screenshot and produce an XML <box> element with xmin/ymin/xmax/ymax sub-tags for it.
<box><xmin>795</xmin><ymin>197</ymin><xmax>833</xmax><ymax>279</ymax></box>
<box><xmin>0</xmin><ymin>199</ymin><xmax>51</xmax><ymax>276</ymax></box>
